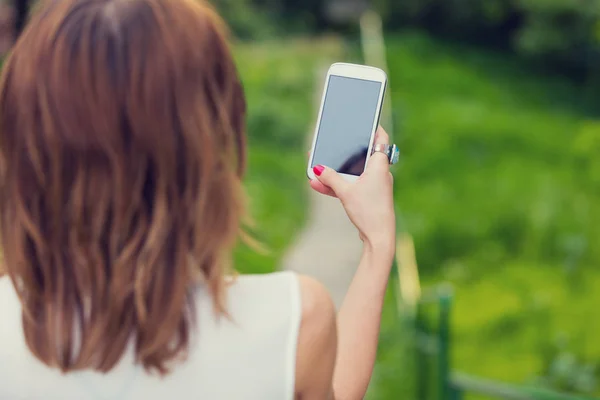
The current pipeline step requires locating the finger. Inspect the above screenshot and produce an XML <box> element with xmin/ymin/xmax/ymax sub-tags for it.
<box><xmin>313</xmin><ymin>165</ymin><xmax>349</xmax><ymax>196</ymax></box>
<box><xmin>309</xmin><ymin>179</ymin><xmax>338</xmax><ymax>198</ymax></box>
<box><xmin>369</xmin><ymin>150</ymin><xmax>391</xmax><ymax>172</ymax></box>
<box><xmin>368</xmin><ymin>128</ymin><xmax>392</xmax><ymax>172</ymax></box>
<box><xmin>375</xmin><ymin>126</ymin><xmax>389</xmax><ymax>145</ymax></box>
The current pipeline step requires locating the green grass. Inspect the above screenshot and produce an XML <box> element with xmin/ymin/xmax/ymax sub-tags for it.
<box><xmin>232</xmin><ymin>38</ymin><xmax>343</xmax><ymax>274</ymax></box>
<box><xmin>368</xmin><ymin>32</ymin><xmax>600</xmax><ymax>399</ymax></box>
<box><xmin>233</xmin><ymin>32</ymin><xmax>599</xmax><ymax>399</ymax></box>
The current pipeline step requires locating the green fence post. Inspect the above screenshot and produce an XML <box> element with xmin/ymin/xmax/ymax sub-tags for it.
<box><xmin>449</xmin><ymin>386</ymin><xmax>463</xmax><ymax>400</ymax></box>
<box><xmin>415</xmin><ymin>306</ymin><xmax>428</xmax><ymax>400</ymax></box>
<box><xmin>438</xmin><ymin>289</ymin><xmax>452</xmax><ymax>400</ymax></box>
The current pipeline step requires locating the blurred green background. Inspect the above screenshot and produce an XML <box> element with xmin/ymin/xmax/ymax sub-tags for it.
<box><xmin>218</xmin><ymin>0</ymin><xmax>600</xmax><ymax>398</ymax></box>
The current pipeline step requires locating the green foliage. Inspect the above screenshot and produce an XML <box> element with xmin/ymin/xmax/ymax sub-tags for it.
<box><xmin>232</xmin><ymin>39</ymin><xmax>343</xmax><ymax>274</ymax></box>
<box><xmin>210</xmin><ymin>0</ymin><xmax>326</xmax><ymax>39</ymax></box>
<box><xmin>231</xmin><ymin>31</ymin><xmax>598</xmax><ymax>399</ymax></box>
<box><xmin>218</xmin><ymin>0</ymin><xmax>600</xmax><ymax>102</ymax></box>
<box><xmin>210</xmin><ymin>0</ymin><xmax>275</xmax><ymax>39</ymax></box>
<box><xmin>388</xmin><ymin>34</ymin><xmax>593</xmax><ymax>274</ymax></box>
<box><xmin>368</xmin><ymin>33</ymin><xmax>600</xmax><ymax>398</ymax></box>
<box><xmin>375</xmin><ymin>0</ymin><xmax>600</xmax><ymax>81</ymax></box>
<box><xmin>537</xmin><ymin>347</ymin><xmax>597</xmax><ymax>394</ymax></box>
<box><xmin>513</xmin><ymin>0</ymin><xmax>600</xmax><ymax>65</ymax></box>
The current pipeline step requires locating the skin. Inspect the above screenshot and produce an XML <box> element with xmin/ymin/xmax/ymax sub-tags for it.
<box><xmin>295</xmin><ymin>127</ymin><xmax>396</xmax><ymax>399</ymax></box>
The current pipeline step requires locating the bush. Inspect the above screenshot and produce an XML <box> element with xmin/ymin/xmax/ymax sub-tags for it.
<box><xmin>374</xmin><ymin>0</ymin><xmax>600</xmax><ymax>84</ymax></box>
<box><xmin>210</xmin><ymin>0</ymin><xmax>275</xmax><ymax>39</ymax></box>
<box><xmin>215</xmin><ymin>0</ymin><xmax>600</xmax><ymax>90</ymax></box>
<box><xmin>367</xmin><ymin>32</ymin><xmax>600</xmax><ymax>398</ymax></box>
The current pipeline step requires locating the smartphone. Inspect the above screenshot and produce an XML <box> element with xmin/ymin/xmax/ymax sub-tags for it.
<box><xmin>307</xmin><ymin>62</ymin><xmax>387</xmax><ymax>182</ymax></box>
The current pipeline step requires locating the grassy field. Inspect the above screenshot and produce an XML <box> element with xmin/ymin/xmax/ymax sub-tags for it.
<box><xmin>234</xmin><ymin>32</ymin><xmax>599</xmax><ymax>398</ymax></box>
<box><xmin>369</xmin><ymin>33</ymin><xmax>600</xmax><ymax>398</ymax></box>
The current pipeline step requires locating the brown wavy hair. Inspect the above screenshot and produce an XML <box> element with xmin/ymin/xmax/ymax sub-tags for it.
<box><xmin>0</xmin><ymin>0</ymin><xmax>247</xmax><ymax>374</ymax></box>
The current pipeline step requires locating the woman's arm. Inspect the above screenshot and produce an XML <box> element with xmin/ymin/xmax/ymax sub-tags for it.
<box><xmin>294</xmin><ymin>244</ymin><xmax>394</xmax><ymax>400</ymax></box>
<box><xmin>295</xmin><ymin>275</ymin><xmax>338</xmax><ymax>399</ymax></box>
<box><xmin>309</xmin><ymin>126</ymin><xmax>396</xmax><ymax>399</ymax></box>
<box><xmin>333</xmin><ymin>242</ymin><xmax>394</xmax><ymax>399</ymax></box>
<box><xmin>296</xmin><ymin>127</ymin><xmax>395</xmax><ymax>399</ymax></box>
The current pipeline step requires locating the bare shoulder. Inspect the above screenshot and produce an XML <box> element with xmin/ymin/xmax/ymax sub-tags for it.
<box><xmin>295</xmin><ymin>274</ymin><xmax>337</xmax><ymax>399</ymax></box>
<box><xmin>298</xmin><ymin>275</ymin><xmax>336</xmax><ymax>324</ymax></box>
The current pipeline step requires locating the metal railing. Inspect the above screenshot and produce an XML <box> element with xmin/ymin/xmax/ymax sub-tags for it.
<box><xmin>449</xmin><ymin>373</ymin><xmax>593</xmax><ymax>400</ymax></box>
<box><xmin>412</xmin><ymin>286</ymin><xmax>597</xmax><ymax>400</ymax></box>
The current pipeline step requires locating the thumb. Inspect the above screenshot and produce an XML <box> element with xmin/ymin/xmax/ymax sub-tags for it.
<box><xmin>313</xmin><ymin>165</ymin><xmax>349</xmax><ymax>195</ymax></box>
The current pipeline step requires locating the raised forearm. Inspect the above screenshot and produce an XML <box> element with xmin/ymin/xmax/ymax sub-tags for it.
<box><xmin>333</xmin><ymin>242</ymin><xmax>395</xmax><ymax>400</ymax></box>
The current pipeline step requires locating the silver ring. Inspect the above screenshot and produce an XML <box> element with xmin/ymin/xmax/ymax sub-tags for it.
<box><xmin>371</xmin><ymin>143</ymin><xmax>400</xmax><ymax>165</ymax></box>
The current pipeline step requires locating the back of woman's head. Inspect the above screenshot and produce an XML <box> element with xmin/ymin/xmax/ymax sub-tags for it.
<box><xmin>0</xmin><ymin>0</ymin><xmax>246</xmax><ymax>374</ymax></box>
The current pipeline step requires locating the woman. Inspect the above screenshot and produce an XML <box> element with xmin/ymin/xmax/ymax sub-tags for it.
<box><xmin>0</xmin><ymin>0</ymin><xmax>396</xmax><ymax>398</ymax></box>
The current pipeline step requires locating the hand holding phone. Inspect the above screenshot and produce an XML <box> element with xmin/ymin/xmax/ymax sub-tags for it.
<box><xmin>306</xmin><ymin>63</ymin><xmax>394</xmax><ymax>248</ymax></box>
<box><xmin>307</xmin><ymin>63</ymin><xmax>387</xmax><ymax>182</ymax></box>
<box><xmin>311</xmin><ymin>127</ymin><xmax>395</xmax><ymax>251</ymax></box>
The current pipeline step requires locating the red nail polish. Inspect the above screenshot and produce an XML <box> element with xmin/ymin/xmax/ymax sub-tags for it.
<box><xmin>313</xmin><ymin>165</ymin><xmax>324</xmax><ymax>176</ymax></box>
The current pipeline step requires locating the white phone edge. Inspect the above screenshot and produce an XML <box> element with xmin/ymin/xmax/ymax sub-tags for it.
<box><xmin>306</xmin><ymin>62</ymin><xmax>388</xmax><ymax>183</ymax></box>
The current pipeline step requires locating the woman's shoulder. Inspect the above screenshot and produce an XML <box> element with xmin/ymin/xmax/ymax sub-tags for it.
<box><xmin>225</xmin><ymin>271</ymin><xmax>300</xmax><ymax>302</ymax></box>
<box><xmin>230</xmin><ymin>270</ymin><xmax>298</xmax><ymax>286</ymax></box>
<box><xmin>230</xmin><ymin>272</ymin><xmax>333</xmax><ymax>319</ymax></box>
<box><xmin>219</xmin><ymin>271</ymin><xmax>335</xmax><ymax>338</ymax></box>
<box><xmin>227</xmin><ymin>272</ymin><xmax>334</xmax><ymax>319</ymax></box>
<box><xmin>195</xmin><ymin>271</ymin><xmax>304</xmax><ymax>330</ymax></box>
<box><xmin>228</xmin><ymin>272</ymin><xmax>336</xmax><ymax>397</ymax></box>
<box><xmin>295</xmin><ymin>274</ymin><xmax>335</xmax><ymax>326</ymax></box>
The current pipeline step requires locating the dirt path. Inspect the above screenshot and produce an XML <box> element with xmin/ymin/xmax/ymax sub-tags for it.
<box><xmin>280</xmin><ymin>62</ymin><xmax>363</xmax><ymax>309</ymax></box>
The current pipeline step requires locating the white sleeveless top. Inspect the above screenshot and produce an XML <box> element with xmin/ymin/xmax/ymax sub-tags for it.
<box><xmin>0</xmin><ymin>271</ymin><xmax>301</xmax><ymax>400</ymax></box>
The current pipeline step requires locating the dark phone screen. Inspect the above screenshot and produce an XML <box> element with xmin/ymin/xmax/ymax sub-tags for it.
<box><xmin>311</xmin><ymin>75</ymin><xmax>382</xmax><ymax>176</ymax></box>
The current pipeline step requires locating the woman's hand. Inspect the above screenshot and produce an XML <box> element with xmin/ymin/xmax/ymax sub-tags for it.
<box><xmin>309</xmin><ymin>127</ymin><xmax>395</xmax><ymax>252</ymax></box>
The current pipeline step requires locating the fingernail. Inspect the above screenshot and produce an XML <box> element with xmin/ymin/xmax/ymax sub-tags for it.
<box><xmin>313</xmin><ymin>165</ymin><xmax>324</xmax><ymax>176</ymax></box>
